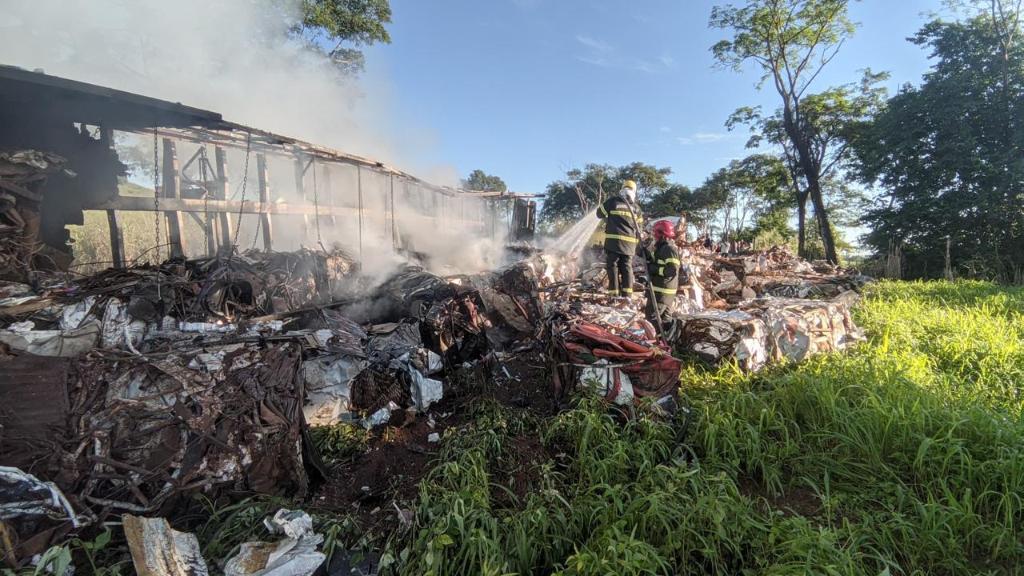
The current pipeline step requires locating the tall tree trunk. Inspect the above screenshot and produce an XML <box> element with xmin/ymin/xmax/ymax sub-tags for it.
<box><xmin>796</xmin><ymin>194</ymin><xmax>808</xmax><ymax>258</ymax></box>
<box><xmin>783</xmin><ymin>105</ymin><xmax>840</xmax><ymax>264</ymax></box>
<box><xmin>807</xmin><ymin>173</ymin><xmax>838</xmax><ymax>263</ymax></box>
<box><xmin>784</xmin><ymin>151</ymin><xmax>809</xmax><ymax>258</ymax></box>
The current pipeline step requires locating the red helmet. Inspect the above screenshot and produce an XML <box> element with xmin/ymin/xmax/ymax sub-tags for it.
<box><xmin>652</xmin><ymin>219</ymin><xmax>675</xmax><ymax>241</ymax></box>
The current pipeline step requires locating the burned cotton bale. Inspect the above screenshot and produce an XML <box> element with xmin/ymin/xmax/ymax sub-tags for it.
<box><xmin>191</xmin><ymin>248</ymin><xmax>357</xmax><ymax>320</ymax></box>
<box><xmin>346</xmin><ymin>266</ymin><xmax>490</xmax><ymax>365</ymax></box>
<box><xmin>667</xmin><ymin>293</ymin><xmax>864</xmax><ymax>371</ymax></box>
<box><xmin>743</xmin><ymin>294</ymin><xmax>864</xmax><ymax>363</ymax></box>
<box><xmin>667</xmin><ymin>310</ymin><xmax>770</xmax><ymax>371</ymax></box>
<box><xmin>53</xmin><ymin>343</ymin><xmax>320</xmax><ymax>517</ymax></box>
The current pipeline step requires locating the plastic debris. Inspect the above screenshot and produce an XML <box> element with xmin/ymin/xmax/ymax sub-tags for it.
<box><xmin>408</xmin><ymin>369</ymin><xmax>444</xmax><ymax>411</ymax></box>
<box><xmin>224</xmin><ymin>509</ymin><xmax>325</xmax><ymax>576</ymax></box>
<box><xmin>302</xmin><ymin>354</ymin><xmax>366</xmax><ymax>426</ymax></box>
<box><xmin>362</xmin><ymin>401</ymin><xmax>400</xmax><ymax>430</ymax></box>
<box><xmin>0</xmin><ymin>320</ymin><xmax>100</xmax><ymax>357</ymax></box>
<box><xmin>580</xmin><ymin>360</ymin><xmax>635</xmax><ymax>406</ymax></box>
<box><xmin>0</xmin><ymin>467</ymin><xmax>83</xmax><ymax>528</ymax></box>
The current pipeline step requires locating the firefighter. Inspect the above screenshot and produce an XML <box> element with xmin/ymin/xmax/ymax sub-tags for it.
<box><xmin>597</xmin><ymin>180</ymin><xmax>644</xmax><ymax>297</ymax></box>
<box><xmin>646</xmin><ymin>219</ymin><xmax>683</xmax><ymax>320</ymax></box>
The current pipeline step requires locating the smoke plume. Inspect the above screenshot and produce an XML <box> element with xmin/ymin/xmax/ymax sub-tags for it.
<box><xmin>0</xmin><ymin>0</ymin><xmax>510</xmax><ymax>277</ymax></box>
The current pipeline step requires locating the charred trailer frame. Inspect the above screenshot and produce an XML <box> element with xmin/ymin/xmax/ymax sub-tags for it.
<box><xmin>0</xmin><ymin>66</ymin><xmax>540</xmax><ymax>274</ymax></box>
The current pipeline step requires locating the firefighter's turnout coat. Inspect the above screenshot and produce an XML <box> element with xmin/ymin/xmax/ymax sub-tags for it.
<box><xmin>597</xmin><ymin>196</ymin><xmax>644</xmax><ymax>255</ymax></box>
<box><xmin>649</xmin><ymin>239</ymin><xmax>682</xmax><ymax>302</ymax></box>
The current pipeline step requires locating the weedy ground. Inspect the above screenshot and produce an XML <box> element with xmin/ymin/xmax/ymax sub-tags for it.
<box><xmin>14</xmin><ymin>280</ymin><xmax>1023</xmax><ymax>575</ymax></box>
<box><xmin>378</xmin><ymin>280</ymin><xmax>1024</xmax><ymax>575</ymax></box>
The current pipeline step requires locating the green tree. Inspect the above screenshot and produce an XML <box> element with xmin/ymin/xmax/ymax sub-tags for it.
<box><xmin>642</xmin><ymin>184</ymin><xmax>695</xmax><ymax>217</ymax></box>
<box><xmin>462</xmin><ymin>169</ymin><xmax>507</xmax><ymax>193</ymax></box>
<box><xmin>292</xmin><ymin>0</ymin><xmax>392</xmax><ymax>74</ymax></box>
<box><xmin>710</xmin><ymin>0</ymin><xmax>856</xmax><ymax>263</ymax></box>
<box><xmin>618</xmin><ymin>162</ymin><xmax>673</xmax><ymax>205</ymax></box>
<box><xmin>728</xmin><ymin>71</ymin><xmax>887</xmax><ymax>256</ymax></box>
<box><xmin>539</xmin><ymin>162</ymin><xmax>671</xmax><ymax>227</ymax></box>
<box><xmin>694</xmin><ymin>154</ymin><xmax>792</xmax><ymax>241</ymax></box>
<box><xmin>853</xmin><ymin>7</ymin><xmax>1024</xmax><ymax>281</ymax></box>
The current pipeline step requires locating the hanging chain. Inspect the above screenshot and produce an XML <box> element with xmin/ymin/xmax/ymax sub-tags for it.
<box><xmin>152</xmin><ymin>128</ymin><xmax>163</xmax><ymax>300</ymax></box>
<box><xmin>231</xmin><ymin>131</ymin><xmax>252</xmax><ymax>251</ymax></box>
<box><xmin>199</xmin><ymin>147</ymin><xmax>210</xmax><ymax>252</ymax></box>
<box><xmin>152</xmin><ymin>128</ymin><xmax>162</xmax><ymax>263</ymax></box>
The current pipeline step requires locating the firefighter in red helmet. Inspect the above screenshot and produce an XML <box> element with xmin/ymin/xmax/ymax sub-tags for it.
<box><xmin>646</xmin><ymin>219</ymin><xmax>682</xmax><ymax>321</ymax></box>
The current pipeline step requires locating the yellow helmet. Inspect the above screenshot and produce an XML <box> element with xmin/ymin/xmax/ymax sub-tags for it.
<box><xmin>622</xmin><ymin>180</ymin><xmax>637</xmax><ymax>191</ymax></box>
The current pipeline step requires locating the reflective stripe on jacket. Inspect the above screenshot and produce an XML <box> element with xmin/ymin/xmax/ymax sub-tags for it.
<box><xmin>649</xmin><ymin>240</ymin><xmax>680</xmax><ymax>295</ymax></box>
<box><xmin>597</xmin><ymin>196</ymin><xmax>644</xmax><ymax>255</ymax></box>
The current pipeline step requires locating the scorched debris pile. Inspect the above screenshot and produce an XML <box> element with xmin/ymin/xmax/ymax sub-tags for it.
<box><xmin>0</xmin><ymin>241</ymin><xmax>868</xmax><ymax>570</ymax></box>
<box><xmin>0</xmin><ymin>251</ymin><xmax>495</xmax><ymax>566</ymax></box>
<box><xmin>0</xmin><ymin>150</ymin><xmax>72</xmax><ymax>283</ymax></box>
<box><xmin>495</xmin><ymin>245</ymin><xmax>868</xmax><ymax>405</ymax></box>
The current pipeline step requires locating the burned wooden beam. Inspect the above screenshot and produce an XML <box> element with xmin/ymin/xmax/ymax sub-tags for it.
<box><xmin>256</xmin><ymin>153</ymin><xmax>273</xmax><ymax>252</ymax></box>
<box><xmin>294</xmin><ymin>155</ymin><xmax>310</xmax><ymax>242</ymax></box>
<box><xmin>85</xmin><ymin>196</ymin><xmax>487</xmax><ymax>228</ymax></box>
<box><xmin>161</xmin><ymin>139</ymin><xmax>187</xmax><ymax>259</ymax></box>
<box><xmin>100</xmin><ymin>128</ymin><xmax>124</xmax><ymax>268</ymax></box>
<box><xmin>214</xmin><ymin>146</ymin><xmax>233</xmax><ymax>251</ymax></box>
<box><xmin>106</xmin><ymin>210</ymin><xmax>125</xmax><ymax>268</ymax></box>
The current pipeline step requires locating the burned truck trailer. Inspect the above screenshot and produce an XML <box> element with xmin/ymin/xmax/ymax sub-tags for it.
<box><xmin>0</xmin><ymin>65</ymin><xmax>539</xmax><ymax>275</ymax></box>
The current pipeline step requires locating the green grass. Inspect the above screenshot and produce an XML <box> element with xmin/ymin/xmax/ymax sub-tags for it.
<box><xmin>383</xmin><ymin>280</ymin><xmax>1024</xmax><ymax>575</ymax></box>
<box><xmin>68</xmin><ymin>180</ymin><xmax>219</xmax><ymax>272</ymax></box>
<box><xmin>21</xmin><ymin>280</ymin><xmax>1021</xmax><ymax>575</ymax></box>
<box><xmin>310</xmin><ymin>422</ymin><xmax>372</xmax><ymax>467</ymax></box>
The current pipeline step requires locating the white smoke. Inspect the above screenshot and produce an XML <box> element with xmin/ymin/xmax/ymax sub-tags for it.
<box><xmin>0</xmin><ymin>0</ymin><xmax>511</xmax><ymax>277</ymax></box>
<box><xmin>0</xmin><ymin>0</ymin><xmax>397</xmax><ymax>160</ymax></box>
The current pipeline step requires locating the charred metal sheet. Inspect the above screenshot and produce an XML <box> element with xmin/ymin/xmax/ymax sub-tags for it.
<box><xmin>0</xmin><ymin>354</ymin><xmax>70</xmax><ymax>470</ymax></box>
<box><xmin>0</xmin><ymin>65</ymin><xmax>226</xmax><ymax>131</ymax></box>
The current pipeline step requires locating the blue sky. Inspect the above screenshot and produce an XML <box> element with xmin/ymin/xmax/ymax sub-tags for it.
<box><xmin>364</xmin><ymin>0</ymin><xmax>949</xmax><ymax>194</ymax></box>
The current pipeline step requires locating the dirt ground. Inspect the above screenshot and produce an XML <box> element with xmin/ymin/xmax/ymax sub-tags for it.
<box><xmin>738</xmin><ymin>477</ymin><xmax>824</xmax><ymax>519</ymax></box>
<box><xmin>312</xmin><ymin>349</ymin><xmax>555</xmax><ymax>532</ymax></box>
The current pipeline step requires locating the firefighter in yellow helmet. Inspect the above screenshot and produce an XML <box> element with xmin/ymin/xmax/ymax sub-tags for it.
<box><xmin>597</xmin><ymin>180</ymin><xmax>644</xmax><ymax>297</ymax></box>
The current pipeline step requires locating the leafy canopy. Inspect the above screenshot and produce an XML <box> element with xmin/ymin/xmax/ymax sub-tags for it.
<box><xmin>710</xmin><ymin>0</ymin><xmax>858</xmax><ymax>263</ymax></box>
<box><xmin>853</xmin><ymin>12</ymin><xmax>1024</xmax><ymax>280</ymax></box>
<box><xmin>539</xmin><ymin>163</ymin><xmax>671</xmax><ymax>227</ymax></box>
<box><xmin>292</xmin><ymin>0</ymin><xmax>392</xmax><ymax>73</ymax></box>
<box><xmin>694</xmin><ymin>153</ymin><xmax>792</xmax><ymax>240</ymax></box>
<box><xmin>462</xmin><ymin>170</ymin><xmax>507</xmax><ymax>193</ymax></box>
<box><xmin>710</xmin><ymin>0</ymin><xmax>855</xmax><ymax>100</ymax></box>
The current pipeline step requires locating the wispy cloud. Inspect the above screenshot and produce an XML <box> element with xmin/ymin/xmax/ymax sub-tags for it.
<box><xmin>575</xmin><ymin>35</ymin><xmax>613</xmax><ymax>54</ymax></box>
<box><xmin>576</xmin><ymin>55</ymin><xmax>614</xmax><ymax>68</ymax></box>
<box><xmin>573</xmin><ymin>34</ymin><xmax>674</xmax><ymax>74</ymax></box>
<box><xmin>693</xmin><ymin>132</ymin><xmax>729</xmax><ymax>143</ymax></box>
<box><xmin>659</xmin><ymin>126</ymin><xmax>672</xmax><ymax>134</ymax></box>
<box><xmin>675</xmin><ymin>132</ymin><xmax>734</xmax><ymax>146</ymax></box>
